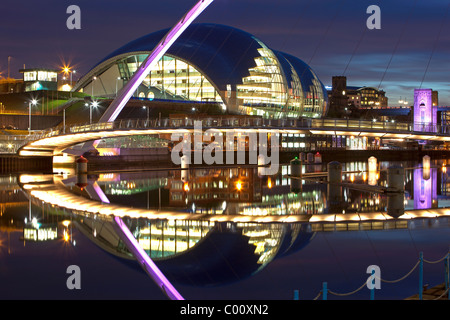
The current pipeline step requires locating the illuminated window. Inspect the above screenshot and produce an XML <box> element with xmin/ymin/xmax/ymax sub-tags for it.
<box><xmin>237</xmin><ymin>41</ymin><xmax>287</xmax><ymax>117</ymax></box>
<box><xmin>38</xmin><ymin>72</ymin><xmax>47</xmax><ymax>81</ymax></box>
<box><xmin>24</xmin><ymin>71</ymin><xmax>37</xmax><ymax>81</ymax></box>
<box><xmin>117</xmin><ymin>54</ymin><xmax>224</xmax><ymax>104</ymax></box>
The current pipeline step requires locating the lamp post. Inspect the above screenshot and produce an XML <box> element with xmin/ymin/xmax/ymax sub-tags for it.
<box><xmin>143</xmin><ymin>105</ymin><xmax>149</xmax><ymax>122</ymax></box>
<box><xmin>90</xmin><ymin>101</ymin><xmax>99</xmax><ymax>124</ymax></box>
<box><xmin>116</xmin><ymin>77</ymin><xmax>121</xmax><ymax>96</ymax></box>
<box><xmin>92</xmin><ymin>76</ymin><xmax>97</xmax><ymax>99</ymax></box>
<box><xmin>63</xmin><ymin>67</ymin><xmax>76</xmax><ymax>98</ymax></box>
<box><xmin>70</xmin><ymin>70</ymin><xmax>76</xmax><ymax>98</ymax></box>
<box><xmin>28</xmin><ymin>99</ymin><xmax>37</xmax><ymax>134</ymax></box>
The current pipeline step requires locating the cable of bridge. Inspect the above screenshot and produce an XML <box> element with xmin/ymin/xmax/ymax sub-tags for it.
<box><xmin>377</xmin><ymin>0</ymin><xmax>418</xmax><ymax>91</ymax></box>
<box><xmin>419</xmin><ymin>2</ymin><xmax>450</xmax><ymax>89</ymax></box>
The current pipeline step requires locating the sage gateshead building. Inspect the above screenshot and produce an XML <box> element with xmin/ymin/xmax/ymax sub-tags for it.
<box><xmin>73</xmin><ymin>23</ymin><xmax>328</xmax><ymax>119</ymax></box>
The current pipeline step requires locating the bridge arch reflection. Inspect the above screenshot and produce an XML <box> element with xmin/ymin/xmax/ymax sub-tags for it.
<box><xmin>18</xmin><ymin>163</ymin><xmax>450</xmax><ymax>287</ymax></box>
<box><xmin>55</xmin><ymin>206</ymin><xmax>315</xmax><ymax>287</ymax></box>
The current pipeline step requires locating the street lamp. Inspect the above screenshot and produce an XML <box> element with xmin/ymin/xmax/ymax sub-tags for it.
<box><xmin>62</xmin><ymin>67</ymin><xmax>76</xmax><ymax>98</ymax></box>
<box><xmin>142</xmin><ymin>105</ymin><xmax>149</xmax><ymax>121</ymax></box>
<box><xmin>90</xmin><ymin>101</ymin><xmax>99</xmax><ymax>124</ymax></box>
<box><xmin>28</xmin><ymin>99</ymin><xmax>37</xmax><ymax>134</ymax></box>
<box><xmin>92</xmin><ymin>76</ymin><xmax>97</xmax><ymax>98</ymax></box>
<box><xmin>70</xmin><ymin>70</ymin><xmax>76</xmax><ymax>97</ymax></box>
<box><xmin>116</xmin><ymin>77</ymin><xmax>121</xmax><ymax>96</ymax></box>
<box><xmin>398</xmin><ymin>97</ymin><xmax>408</xmax><ymax>107</ymax></box>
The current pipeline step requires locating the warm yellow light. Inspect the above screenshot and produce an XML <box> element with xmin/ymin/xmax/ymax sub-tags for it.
<box><xmin>63</xmin><ymin>230</ymin><xmax>70</xmax><ymax>242</ymax></box>
<box><xmin>62</xmin><ymin>220</ymin><xmax>71</xmax><ymax>227</ymax></box>
<box><xmin>183</xmin><ymin>182</ymin><xmax>190</xmax><ymax>192</ymax></box>
<box><xmin>62</xmin><ymin>65</ymin><xmax>71</xmax><ymax>74</ymax></box>
<box><xmin>423</xmin><ymin>155</ymin><xmax>430</xmax><ymax>170</ymax></box>
<box><xmin>267</xmin><ymin>177</ymin><xmax>272</xmax><ymax>189</ymax></box>
<box><xmin>61</xmin><ymin>84</ymin><xmax>72</xmax><ymax>91</ymax></box>
<box><xmin>236</xmin><ymin>180</ymin><xmax>242</xmax><ymax>191</ymax></box>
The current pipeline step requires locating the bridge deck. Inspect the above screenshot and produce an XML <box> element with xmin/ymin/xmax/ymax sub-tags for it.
<box><xmin>17</xmin><ymin>117</ymin><xmax>450</xmax><ymax>157</ymax></box>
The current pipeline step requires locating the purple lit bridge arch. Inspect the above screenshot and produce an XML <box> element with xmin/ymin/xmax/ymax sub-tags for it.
<box><xmin>78</xmin><ymin>0</ymin><xmax>214</xmax><ymax>153</ymax></box>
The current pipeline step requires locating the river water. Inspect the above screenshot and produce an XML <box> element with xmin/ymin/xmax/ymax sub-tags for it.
<box><xmin>0</xmin><ymin>158</ymin><xmax>449</xmax><ymax>300</ymax></box>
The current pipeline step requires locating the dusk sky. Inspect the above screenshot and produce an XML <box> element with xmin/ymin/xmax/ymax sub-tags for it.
<box><xmin>1</xmin><ymin>0</ymin><xmax>449</xmax><ymax>105</ymax></box>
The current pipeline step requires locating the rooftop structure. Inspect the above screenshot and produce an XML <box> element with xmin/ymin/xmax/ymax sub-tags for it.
<box><xmin>19</xmin><ymin>68</ymin><xmax>59</xmax><ymax>92</ymax></box>
<box><xmin>327</xmin><ymin>76</ymin><xmax>388</xmax><ymax>117</ymax></box>
<box><xmin>73</xmin><ymin>23</ymin><xmax>328</xmax><ymax>119</ymax></box>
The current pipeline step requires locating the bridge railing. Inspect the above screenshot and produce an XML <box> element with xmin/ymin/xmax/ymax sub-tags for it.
<box><xmin>22</xmin><ymin>116</ymin><xmax>450</xmax><ymax>142</ymax></box>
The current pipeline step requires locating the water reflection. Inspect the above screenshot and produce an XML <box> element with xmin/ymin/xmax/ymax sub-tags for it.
<box><xmin>44</xmin><ymin>160</ymin><xmax>449</xmax><ymax>219</ymax></box>
<box><xmin>1</xmin><ymin>159</ymin><xmax>450</xmax><ymax>290</ymax></box>
<box><xmin>74</xmin><ymin>214</ymin><xmax>315</xmax><ymax>287</ymax></box>
<box><xmin>413</xmin><ymin>167</ymin><xmax>437</xmax><ymax>210</ymax></box>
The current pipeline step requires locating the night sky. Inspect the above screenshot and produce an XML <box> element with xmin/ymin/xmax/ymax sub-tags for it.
<box><xmin>1</xmin><ymin>0</ymin><xmax>449</xmax><ymax>106</ymax></box>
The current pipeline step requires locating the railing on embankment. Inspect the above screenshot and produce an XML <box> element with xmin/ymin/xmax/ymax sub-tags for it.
<box><xmin>292</xmin><ymin>250</ymin><xmax>450</xmax><ymax>300</ymax></box>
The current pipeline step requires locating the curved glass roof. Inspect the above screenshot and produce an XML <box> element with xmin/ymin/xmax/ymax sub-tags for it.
<box><xmin>95</xmin><ymin>23</ymin><xmax>324</xmax><ymax>93</ymax></box>
<box><xmin>96</xmin><ymin>23</ymin><xmax>263</xmax><ymax>92</ymax></box>
<box><xmin>82</xmin><ymin>23</ymin><xmax>328</xmax><ymax>117</ymax></box>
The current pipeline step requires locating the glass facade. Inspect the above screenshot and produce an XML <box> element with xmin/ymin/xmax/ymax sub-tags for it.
<box><xmin>234</xmin><ymin>37</ymin><xmax>327</xmax><ymax>119</ymax></box>
<box><xmin>117</xmin><ymin>54</ymin><xmax>224</xmax><ymax>104</ymax></box>
<box><xmin>76</xmin><ymin>23</ymin><xmax>328</xmax><ymax>119</ymax></box>
<box><xmin>237</xmin><ymin>40</ymin><xmax>288</xmax><ymax>118</ymax></box>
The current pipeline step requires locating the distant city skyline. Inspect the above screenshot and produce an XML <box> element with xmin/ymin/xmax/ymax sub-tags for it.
<box><xmin>1</xmin><ymin>0</ymin><xmax>449</xmax><ymax>106</ymax></box>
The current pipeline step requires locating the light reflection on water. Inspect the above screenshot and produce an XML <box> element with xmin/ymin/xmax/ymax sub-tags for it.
<box><xmin>75</xmin><ymin>159</ymin><xmax>450</xmax><ymax>215</ymax></box>
<box><xmin>0</xmin><ymin>159</ymin><xmax>449</xmax><ymax>299</ymax></box>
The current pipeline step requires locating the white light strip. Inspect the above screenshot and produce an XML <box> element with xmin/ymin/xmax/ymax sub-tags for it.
<box><xmin>102</xmin><ymin>0</ymin><xmax>214</xmax><ymax>123</ymax></box>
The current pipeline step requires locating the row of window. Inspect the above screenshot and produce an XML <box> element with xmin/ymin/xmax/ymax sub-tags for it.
<box><xmin>171</xmin><ymin>192</ymin><xmax>249</xmax><ymax>201</ymax></box>
<box><xmin>23</xmin><ymin>71</ymin><xmax>57</xmax><ymax>82</ymax></box>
